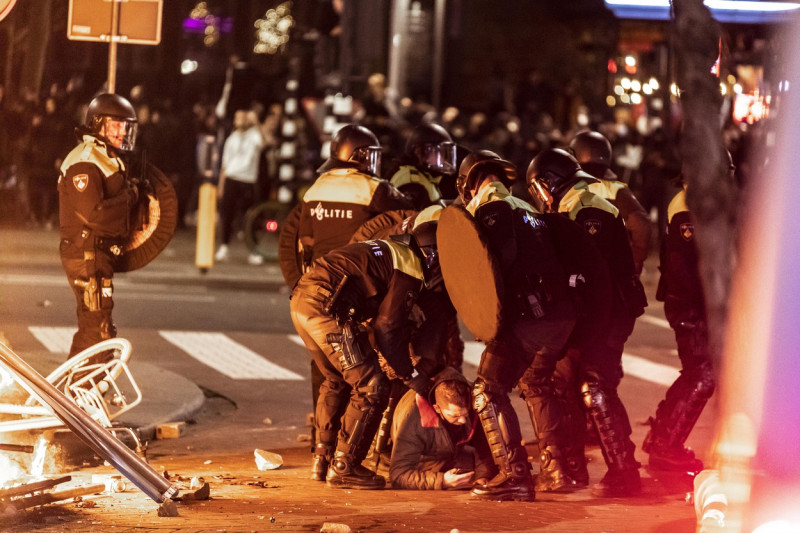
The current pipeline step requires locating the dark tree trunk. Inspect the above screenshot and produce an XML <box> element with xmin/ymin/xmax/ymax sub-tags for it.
<box><xmin>671</xmin><ymin>0</ymin><xmax>737</xmax><ymax>375</ymax></box>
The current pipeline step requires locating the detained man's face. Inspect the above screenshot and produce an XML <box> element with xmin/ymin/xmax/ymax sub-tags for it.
<box><xmin>435</xmin><ymin>402</ymin><xmax>469</xmax><ymax>426</ymax></box>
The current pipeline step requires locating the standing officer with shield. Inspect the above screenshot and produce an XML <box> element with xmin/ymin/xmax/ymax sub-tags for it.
<box><xmin>58</xmin><ymin>92</ymin><xmax>176</xmax><ymax>362</ymax></box>
<box><xmin>438</xmin><ymin>151</ymin><xmax>577</xmax><ymax>501</ymax></box>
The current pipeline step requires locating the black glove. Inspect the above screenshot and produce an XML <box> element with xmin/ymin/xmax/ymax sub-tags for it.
<box><xmin>404</xmin><ymin>370</ymin><xmax>431</xmax><ymax>398</ymax></box>
<box><xmin>128</xmin><ymin>182</ymin><xmax>139</xmax><ymax>204</ymax></box>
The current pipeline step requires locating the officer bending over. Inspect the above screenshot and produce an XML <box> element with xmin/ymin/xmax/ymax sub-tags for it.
<box><xmin>289</xmin><ymin>216</ymin><xmax>445</xmax><ymax>489</ymax></box>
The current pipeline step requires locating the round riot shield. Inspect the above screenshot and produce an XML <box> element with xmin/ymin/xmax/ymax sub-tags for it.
<box><xmin>437</xmin><ymin>205</ymin><xmax>504</xmax><ymax>341</ymax></box>
<box><xmin>114</xmin><ymin>163</ymin><xmax>178</xmax><ymax>273</ymax></box>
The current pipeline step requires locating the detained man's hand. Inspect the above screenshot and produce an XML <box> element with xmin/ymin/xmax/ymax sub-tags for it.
<box><xmin>442</xmin><ymin>468</ymin><xmax>474</xmax><ymax>489</ymax></box>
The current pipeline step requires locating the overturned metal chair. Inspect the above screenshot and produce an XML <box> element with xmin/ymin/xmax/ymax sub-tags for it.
<box><xmin>0</xmin><ymin>338</ymin><xmax>144</xmax><ymax>452</ymax></box>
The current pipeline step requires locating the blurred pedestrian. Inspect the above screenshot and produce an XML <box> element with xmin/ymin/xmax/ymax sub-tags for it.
<box><xmin>215</xmin><ymin>109</ymin><xmax>265</xmax><ymax>265</ymax></box>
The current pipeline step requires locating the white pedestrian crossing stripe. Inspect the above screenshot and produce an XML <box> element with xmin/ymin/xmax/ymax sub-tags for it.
<box><xmin>463</xmin><ymin>341</ymin><xmax>679</xmax><ymax>387</ymax></box>
<box><xmin>160</xmin><ymin>331</ymin><xmax>303</xmax><ymax>380</ymax></box>
<box><xmin>28</xmin><ymin>326</ymin><xmax>74</xmax><ymax>353</ymax></box>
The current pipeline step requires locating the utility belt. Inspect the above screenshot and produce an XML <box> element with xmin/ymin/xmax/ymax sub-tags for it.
<box><xmin>511</xmin><ymin>274</ymin><xmax>554</xmax><ymax>320</ymax></box>
<box><xmin>72</xmin><ymin>276</ymin><xmax>113</xmax><ymax>312</ymax></box>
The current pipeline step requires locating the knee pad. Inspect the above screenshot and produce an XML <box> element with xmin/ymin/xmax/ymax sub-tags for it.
<box><xmin>360</xmin><ymin>372</ymin><xmax>390</xmax><ymax>408</ymax></box>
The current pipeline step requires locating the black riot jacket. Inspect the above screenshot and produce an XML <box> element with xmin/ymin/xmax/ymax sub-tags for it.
<box><xmin>298</xmin><ymin>168</ymin><xmax>412</xmax><ymax>261</ymax></box>
<box><xmin>295</xmin><ymin>239</ymin><xmax>443</xmax><ymax>379</ymax></box>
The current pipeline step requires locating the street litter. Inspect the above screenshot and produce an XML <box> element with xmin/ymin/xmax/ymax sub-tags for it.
<box><xmin>156</xmin><ymin>422</ymin><xmax>186</xmax><ymax>439</ymax></box>
<box><xmin>320</xmin><ymin>522</ymin><xmax>352</xmax><ymax>533</ymax></box>
<box><xmin>254</xmin><ymin>449</ymin><xmax>283</xmax><ymax>470</ymax></box>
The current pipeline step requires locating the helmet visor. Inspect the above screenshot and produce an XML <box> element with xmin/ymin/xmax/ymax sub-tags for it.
<box><xmin>350</xmin><ymin>146</ymin><xmax>381</xmax><ymax>177</ymax></box>
<box><xmin>421</xmin><ymin>142</ymin><xmax>456</xmax><ymax>175</ymax></box>
<box><xmin>528</xmin><ymin>180</ymin><xmax>554</xmax><ymax>213</ymax></box>
<box><xmin>99</xmin><ymin>116</ymin><xmax>138</xmax><ymax>151</ymax></box>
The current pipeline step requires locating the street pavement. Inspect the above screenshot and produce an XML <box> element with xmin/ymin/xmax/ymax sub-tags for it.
<box><xmin>0</xmin><ymin>226</ymin><xmax>706</xmax><ymax>532</ymax></box>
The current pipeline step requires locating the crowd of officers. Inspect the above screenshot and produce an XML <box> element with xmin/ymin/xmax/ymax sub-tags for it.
<box><xmin>53</xmin><ymin>92</ymin><xmax>714</xmax><ymax>502</ymax></box>
<box><xmin>286</xmin><ymin>120</ymin><xmax>717</xmax><ymax>501</ymax></box>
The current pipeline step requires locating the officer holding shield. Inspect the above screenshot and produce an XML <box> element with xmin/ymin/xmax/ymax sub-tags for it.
<box><xmin>58</xmin><ymin>93</ymin><xmax>140</xmax><ymax>361</ymax></box>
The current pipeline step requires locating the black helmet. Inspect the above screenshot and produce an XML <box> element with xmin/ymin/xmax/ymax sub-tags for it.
<box><xmin>526</xmin><ymin>148</ymin><xmax>596</xmax><ymax>212</ymax></box>
<box><xmin>318</xmin><ymin>124</ymin><xmax>382</xmax><ymax>177</ymax></box>
<box><xmin>405</xmin><ymin>123</ymin><xmax>456</xmax><ymax>176</ymax></box>
<box><xmin>84</xmin><ymin>93</ymin><xmax>138</xmax><ymax>151</ymax></box>
<box><xmin>410</xmin><ymin>205</ymin><xmax>443</xmax><ymax>288</ymax></box>
<box><xmin>456</xmin><ymin>149</ymin><xmax>517</xmax><ymax>204</ymax></box>
<box><xmin>569</xmin><ymin>130</ymin><xmax>612</xmax><ymax>179</ymax></box>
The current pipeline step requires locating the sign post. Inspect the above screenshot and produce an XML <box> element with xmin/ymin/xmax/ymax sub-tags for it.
<box><xmin>67</xmin><ymin>0</ymin><xmax>163</xmax><ymax>93</ymax></box>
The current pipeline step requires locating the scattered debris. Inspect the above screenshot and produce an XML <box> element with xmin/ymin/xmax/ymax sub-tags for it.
<box><xmin>92</xmin><ymin>474</ymin><xmax>127</xmax><ymax>493</ymax></box>
<box><xmin>74</xmin><ymin>499</ymin><xmax>97</xmax><ymax>508</ymax></box>
<box><xmin>0</xmin><ymin>443</ymin><xmax>35</xmax><ymax>453</ymax></box>
<box><xmin>156</xmin><ymin>422</ymin><xmax>186</xmax><ymax>439</ymax></box>
<box><xmin>1</xmin><ymin>482</ymin><xmax>104</xmax><ymax>513</ymax></box>
<box><xmin>262</xmin><ymin>417</ymin><xmax>273</xmax><ymax>425</ymax></box>
<box><xmin>320</xmin><ymin>522</ymin><xmax>352</xmax><ymax>533</ymax></box>
<box><xmin>157</xmin><ymin>499</ymin><xmax>179</xmax><ymax>517</ymax></box>
<box><xmin>203</xmin><ymin>459</ymin><xmax>213</xmax><ymax>465</ymax></box>
<box><xmin>189</xmin><ymin>476</ymin><xmax>205</xmax><ymax>490</ymax></box>
<box><xmin>296</xmin><ymin>433</ymin><xmax>312</xmax><ymax>443</ymax></box>
<box><xmin>181</xmin><ymin>482</ymin><xmax>210</xmax><ymax>501</ymax></box>
<box><xmin>254</xmin><ymin>449</ymin><xmax>283</xmax><ymax>471</ymax></box>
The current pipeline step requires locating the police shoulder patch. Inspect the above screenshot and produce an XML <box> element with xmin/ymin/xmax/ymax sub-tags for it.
<box><xmin>680</xmin><ymin>222</ymin><xmax>694</xmax><ymax>241</ymax></box>
<box><xmin>584</xmin><ymin>218</ymin><xmax>602</xmax><ymax>235</ymax></box>
<box><xmin>73</xmin><ymin>174</ymin><xmax>89</xmax><ymax>192</ymax></box>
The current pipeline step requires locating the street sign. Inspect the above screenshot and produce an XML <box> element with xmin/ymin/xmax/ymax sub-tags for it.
<box><xmin>67</xmin><ymin>0</ymin><xmax>163</xmax><ymax>45</ymax></box>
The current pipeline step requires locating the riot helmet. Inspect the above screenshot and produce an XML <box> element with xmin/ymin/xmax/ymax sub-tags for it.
<box><xmin>317</xmin><ymin>124</ymin><xmax>382</xmax><ymax>177</ymax></box>
<box><xmin>85</xmin><ymin>93</ymin><xmax>138</xmax><ymax>151</ymax></box>
<box><xmin>569</xmin><ymin>130</ymin><xmax>613</xmax><ymax>179</ymax></box>
<box><xmin>526</xmin><ymin>148</ymin><xmax>596</xmax><ymax>212</ymax></box>
<box><xmin>410</xmin><ymin>205</ymin><xmax>444</xmax><ymax>289</ymax></box>
<box><xmin>455</xmin><ymin>150</ymin><xmax>517</xmax><ymax>204</ymax></box>
<box><xmin>405</xmin><ymin>123</ymin><xmax>457</xmax><ymax>176</ymax></box>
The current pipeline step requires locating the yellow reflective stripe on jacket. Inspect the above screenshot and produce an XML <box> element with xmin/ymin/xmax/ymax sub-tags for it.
<box><xmin>667</xmin><ymin>189</ymin><xmax>689</xmax><ymax>224</ymax></box>
<box><xmin>60</xmin><ymin>136</ymin><xmax>123</xmax><ymax>177</ymax></box>
<box><xmin>587</xmin><ymin>179</ymin><xmax>627</xmax><ymax>201</ymax></box>
<box><xmin>390</xmin><ymin>165</ymin><xmax>442</xmax><ymax>202</ymax></box>
<box><xmin>559</xmin><ymin>180</ymin><xmax>619</xmax><ymax>221</ymax></box>
<box><xmin>303</xmin><ymin>169</ymin><xmax>382</xmax><ymax>206</ymax></box>
<box><xmin>466</xmin><ymin>181</ymin><xmax>537</xmax><ymax>215</ymax></box>
<box><xmin>383</xmin><ymin>239</ymin><xmax>424</xmax><ymax>281</ymax></box>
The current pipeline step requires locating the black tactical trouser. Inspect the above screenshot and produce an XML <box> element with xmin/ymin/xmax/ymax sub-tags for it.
<box><xmin>290</xmin><ymin>286</ymin><xmax>387</xmax><ymax>461</ymax></box>
<box><xmin>60</xmin><ymin>239</ymin><xmax>117</xmax><ymax>360</ymax></box>
<box><xmin>479</xmin><ymin>300</ymin><xmax>576</xmax><ymax>450</ymax></box>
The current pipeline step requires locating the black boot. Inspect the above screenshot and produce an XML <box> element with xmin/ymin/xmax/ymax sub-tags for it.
<box><xmin>311</xmin><ymin>443</ymin><xmax>333</xmax><ymax>481</ymax></box>
<box><xmin>325</xmin><ymin>451</ymin><xmax>385</xmax><ymax>489</ymax></box>
<box><xmin>643</xmin><ymin>363</ymin><xmax>715</xmax><ymax>473</ymax></box>
<box><xmin>470</xmin><ymin>400</ymin><xmax>535</xmax><ymax>502</ymax></box>
<box><xmin>582</xmin><ymin>381</ymin><xmax>641</xmax><ymax>497</ymax></box>
<box><xmin>535</xmin><ymin>445</ymin><xmax>577</xmax><ymax>492</ymax></box>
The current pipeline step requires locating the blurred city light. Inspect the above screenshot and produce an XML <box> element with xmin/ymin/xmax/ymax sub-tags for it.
<box><xmin>180</xmin><ymin>60</ymin><xmax>198</xmax><ymax>75</ymax></box>
<box><xmin>254</xmin><ymin>2</ymin><xmax>294</xmax><ymax>55</ymax></box>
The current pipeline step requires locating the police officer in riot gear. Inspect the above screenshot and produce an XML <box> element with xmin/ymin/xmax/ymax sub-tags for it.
<box><xmin>299</xmin><ymin>124</ymin><xmax>412</xmax><ymax>264</ymax></box>
<box><xmin>642</xmin><ymin>158</ymin><xmax>725</xmax><ymax>472</ymax></box>
<box><xmin>293</xmin><ymin>124</ymin><xmax>412</xmax><ymax>469</ymax></box>
<box><xmin>58</xmin><ymin>93</ymin><xmax>140</xmax><ymax>361</ymax></box>
<box><xmin>389</xmin><ymin>122</ymin><xmax>456</xmax><ymax>209</ymax></box>
<box><xmin>527</xmin><ymin>148</ymin><xmax>647</xmax><ymax>497</ymax></box>
<box><xmin>450</xmin><ymin>152</ymin><xmax>577</xmax><ymax>501</ymax></box>
<box><xmin>289</xmin><ymin>221</ymin><xmax>445</xmax><ymax>489</ymax></box>
<box><xmin>569</xmin><ymin>130</ymin><xmax>652</xmax><ymax>274</ymax></box>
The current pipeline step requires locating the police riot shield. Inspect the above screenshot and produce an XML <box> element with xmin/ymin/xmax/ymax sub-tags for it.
<box><xmin>114</xmin><ymin>163</ymin><xmax>178</xmax><ymax>272</ymax></box>
<box><xmin>437</xmin><ymin>205</ymin><xmax>504</xmax><ymax>341</ymax></box>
